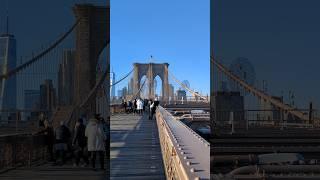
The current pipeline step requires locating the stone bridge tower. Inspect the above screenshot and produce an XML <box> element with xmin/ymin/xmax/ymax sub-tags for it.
<box><xmin>73</xmin><ymin>4</ymin><xmax>109</xmax><ymax>114</ymax></box>
<box><xmin>133</xmin><ymin>63</ymin><xmax>169</xmax><ymax>102</ymax></box>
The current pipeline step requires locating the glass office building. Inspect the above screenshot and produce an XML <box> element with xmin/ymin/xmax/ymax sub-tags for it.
<box><xmin>0</xmin><ymin>34</ymin><xmax>17</xmax><ymax>123</ymax></box>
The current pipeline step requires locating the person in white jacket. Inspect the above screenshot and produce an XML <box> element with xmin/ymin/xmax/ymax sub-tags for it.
<box><xmin>85</xmin><ymin>118</ymin><xmax>106</xmax><ymax>170</ymax></box>
<box><xmin>137</xmin><ymin>98</ymin><xmax>144</xmax><ymax>115</ymax></box>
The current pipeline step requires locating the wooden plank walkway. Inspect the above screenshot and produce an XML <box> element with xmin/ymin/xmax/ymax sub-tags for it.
<box><xmin>0</xmin><ymin>161</ymin><xmax>109</xmax><ymax>180</ymax></box>
<box><xmin>110</xmin><ymin>113</ymin><xmax>165</xmax><ymax>179</ymax></box>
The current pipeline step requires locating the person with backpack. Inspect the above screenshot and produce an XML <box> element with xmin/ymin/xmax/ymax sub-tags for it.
<box><xmin>35</xmin><ymin>120</ymin><xmax>54</xmax><ymax>162</ymax></box>
<box><xmin>54</xmin><ymin>121</ymin><xmax>71</xmax><ymax>165</ymax></box>
<box><xmin>72</xmin><ymin>118</ymin><xmax>89</xmax><ymax>167</ymax></box>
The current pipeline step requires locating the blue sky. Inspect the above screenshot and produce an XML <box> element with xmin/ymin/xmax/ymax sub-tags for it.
<box><xmin>212</xmin><ymin>0</ymin><xmax>320</xmax><ymax>108</ymax></box>
<box><xmin>111</xmin><ymin>0</ymin><xmax>210</xmax><ymax>96</ymax></box>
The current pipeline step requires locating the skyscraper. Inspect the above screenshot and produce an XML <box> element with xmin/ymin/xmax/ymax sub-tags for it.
<box><xmin>128</xmin><ymin>77</ymin><xmax>134</xmax><ymax>95</ymax></box>
<box><xmin>110</xmin><ymin>72</ymin><xmax>116</xmax><ymax>98</ymax></box>
<box><xmin>24</xmin><ymin>90</ymin><xmax>40</xmax><ymax>121</ymax></box>
<box><xmin>40</xmin><ymin>79</ymin><xmax>56</xmax><ymax>111</ymax></box>
<box><xmin>169</xmin><ymin>84</ymin><xmax>174</xmax><ymax>101</ymax></box>
<box><xmin>0</xmin><ymin>33</ymin><xmax>17</xmax><ymax>123</ymax></box>
<box><xmin>117</xmin><ymin>89</ymin><xmax>123</xmax><ymax>98</ymax></box>
<box><xmin>122</xmin><ymin>86</ymin><xmax>128</xmax><ymax>98</ymax></box>
<box><xmin>177</xmin><ymin>89</ymin><xmax>187</xmax><ymax>102</ymax></box>
<box><xmin>58</xmin><ymin>49</ymin><xmax>75</xmax><ymax>106</ymax></box>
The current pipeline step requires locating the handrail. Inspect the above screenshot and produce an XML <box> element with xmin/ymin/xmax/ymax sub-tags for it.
<box><xmin>156</xmin><ymin>106</ymin><xmax>210</xmax><ymax>180</ymax></box>
<box><xmin>0</xmin><ymin>133</ymin><xmax>47</xmax><ymax>171</ymax></box>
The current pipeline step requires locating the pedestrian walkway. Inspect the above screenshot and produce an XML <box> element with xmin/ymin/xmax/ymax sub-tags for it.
<box><xmin>0</xmin><ymin>161</ymin><xmax>109</xmax><ymax>180</ymax></box>
<box><xmin>110</xmin><ymin>113</ymin><xmax>165</xmax><ymax>179</ymax></box>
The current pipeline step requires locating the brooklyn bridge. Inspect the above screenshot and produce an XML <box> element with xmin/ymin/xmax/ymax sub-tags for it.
<box><xmin>0</xmin><ymin>2</ymin><xmax>210</xmax><ymax>179</ymax></box>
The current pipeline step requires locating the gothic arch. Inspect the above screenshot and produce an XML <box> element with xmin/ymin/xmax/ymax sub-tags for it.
<box><xmin>133</xmin><ymin>63</ymin><xmax>169</xmax><ymax>101</ymax></box>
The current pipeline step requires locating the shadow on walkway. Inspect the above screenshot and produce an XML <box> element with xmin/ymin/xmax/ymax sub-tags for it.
<box><xmin>110</xmin><ymin>112</ymin><xmax>165</xmax><ymax>179</ymax></box>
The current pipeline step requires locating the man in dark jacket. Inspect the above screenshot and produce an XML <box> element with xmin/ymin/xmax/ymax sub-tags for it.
<box><xmin>150</xmin><ymin>98</ymin><xmax>160</xmax><ymax>120</ymax></box>
<box><xmin>122</xmin><ymin>101</ymin><xmax>127</xmax><ymax>113</ymax></box>
<box><xmin>149</xmin><ymin>99</ymin><xmax>154</xmax><ymax>120</ymax></box>
<box><xmin>72</xmin><ymin>118</ymin><xmax>88</xmax><ymax>167</ymax></box>
<box><xmin>128</xmin><ymin>101</ymin><xmax>133</xmax><ymax>113</ymax></box>
<box><xmin>54</xmin><ymin>121</ymin><xmax>71</xmax><ymax>165</ymax></box>
<box><xmin>36</xmin><ymin>120</ymin><xmax>54</xmax><ymax>161</ymax></box>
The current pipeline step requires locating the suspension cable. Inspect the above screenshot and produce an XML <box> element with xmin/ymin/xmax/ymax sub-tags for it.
<box><xmin>111</xmin><ymin>69</ymin><xmax>133</xmax><ymax>87</ymax></box>
<box><xmin>211</xmin><ymin>56</ymin><xmax>310</xmax><ymax>121</ymax></box>
<box><xmin>96</xmin><ymin>60</ymin><xmax>108</xmax><ymax>97</ymax></box>
<box><xmin>0</xmin><ymin>19</ymin><xmax>81</xmax><ymax>79</ymax></box>
<box><xmin>80</xmin><ymin>67</ymin><xmax>108</xmax><ymax>108</ymax></box>
<box><xmin>131</xmin><ymin>78</ymin><xmax>147</xmax><ymax>100</ymax></box>
<box><xmin>165</xmin><ymin>66</ymin><xmax>209</xmax><ymax>102</ymax></box>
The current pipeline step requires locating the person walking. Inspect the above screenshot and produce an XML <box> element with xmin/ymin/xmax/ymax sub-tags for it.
<box><xmin>137</xmin><ymin>99</ymin><xmax>143</xmax><ymax>115</ymax></box>
<box><xmin>72</xmin><ymin>118</ymin><xmax>89</xmax><ymax>167</ymax></box>
<box><xmin>99</xmin><ymin>117</ymin><xmax>109</xmax><ymax>156</ymax></box>
<box><xmin>122</xmin><ymin>100</ymin><xmax>127</xmax><ymax>113</ymax></box>
<box><xmin>38</xmin><ymin>112</ymin><xmax>45</xmax><ymax>128</ymax></box>
<box><xmin>150</xmin><ymin>97</ymin><xmax>160</xmax><ymax>120</ymax></box>
<box><xmin>81</xmin><ymin>114</ymin><xmax>88</xmax><ymax>126</ymax></box>
<box><xmin>154</xmin><ymin>97</ymin><xmax>160</xmax><ymax>107</ymax></box>
<box><xmin>133</xmin><ymin>99</ymin><xmax>137</xmax><ymax>115</ymax></box>
<box><xmin>140</xmin><ymin>99</ymin><xmax>144</xmax><ymax>114</ymax></box>
<box><xmin>95</xmin><ymin>114</ymin><xmax>108</xmax><ymax>154</ymax></box>
<box><xmin>127</xmin><ymin>101</ymin><xmax>132</xmax><ymax>113</ymax></box>
<box><xmin>54</xmin><ymin>121</ymin><xmax>71</xmax><ymax>165</ymax></box>
<box><xmin>143</xmin><ymin>99</ymin><xmax>148</xmax><ymax>113</ymax></box>
<box><xmin>149</xmin><ymin>100</ymin><xmax>155</xmax><ymax>120</ymax></box>
<box><xmin>85</xmin><ymin>117</ymin><xmax>106</xmax><ymax>171</ymax></box>
<box><xmin>35</xmin><ymin>120</ymin><xmax>54</xmax><ymax>162</ymax></box>
<box><xmin>147</xmin><ymin>99</ymin><xmax>152</xmax><ymax>115</ymax></box>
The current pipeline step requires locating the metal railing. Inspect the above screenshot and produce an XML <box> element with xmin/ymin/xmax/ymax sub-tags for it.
<box><xmin>0</xmin><ymin>109</ymin><xmax>51</xmax><ymax>135</ymax></box>
<box><xmin>110</xmin><ymin>96</ymin><xmax>210</xmax><ymax>105</ymax></box>
<box><xmin>0</xmin><ymin>133</ymin><xmax>47</xmax><ymax>171</ymax></box>
<box><xmin>156</xmin><ymin>106</ymin><xmax>210</xmax><ymax>180</ymax></box>
<box><xmin>110</xmin><ymin>104</ymin><xmax>125</xmax><ymax>114</ymax></box>
<box><xmin>213</xmin><ymin>109</ymin><xmax>320</xmax><ymax>130</ymax></box>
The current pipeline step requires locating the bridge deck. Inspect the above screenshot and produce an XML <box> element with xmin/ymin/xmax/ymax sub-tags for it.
<box><xmin>110</xmin><ymin>113</ymin><xmax>165</xmax><ymax>179</ymax></box>
<box><xmin>0</xmin><ymin>161</ymin><xmax>109</xmax><ymax>180</ymax></box>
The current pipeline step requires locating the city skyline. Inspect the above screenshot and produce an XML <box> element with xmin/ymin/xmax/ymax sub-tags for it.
<box><xmin>0</xmin><ymin>1</ymin><xmax>107</xmax><ymax>111</ymax></box>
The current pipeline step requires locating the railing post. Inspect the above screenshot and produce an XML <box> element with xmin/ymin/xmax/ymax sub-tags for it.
<box><xmin>245</xmin><ymin>110</ymin><xmax>249</xmax><ymax>130</ymax></box>
<box><xmin>230</xmin><ymin>111</ymin><xmax>234</xmax><ymax>134</ymax></box>
<box><xmin>309</xmin><ymin>102</ymin><xmax>313</xmax><ymax>125</ymax></box>
<box><xmin>15</xmin><ymin>111</ymin><xmax>19</xmax><ymax>134</ymax></box>
<box><xmin>28</xmin><ymin>143</ymin><xmax>32</xmax><ymax>167</ymax></box>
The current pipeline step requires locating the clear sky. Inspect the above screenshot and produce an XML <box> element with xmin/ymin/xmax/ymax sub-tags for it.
<box><xmin>212</xmin><ymin>0</ymin><xmax>320</xmax><ymax>109</ymax></box>
<box><xmin>111</xmin><ymin>0</ymin><xmax>210</xmax><ymax>96</ymax></box>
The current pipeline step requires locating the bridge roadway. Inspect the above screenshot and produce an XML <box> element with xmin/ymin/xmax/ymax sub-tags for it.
<box><xmin>110</xmin><ymin>113</ymin><xmax>165</xmax><ymax>179</ymax></box>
